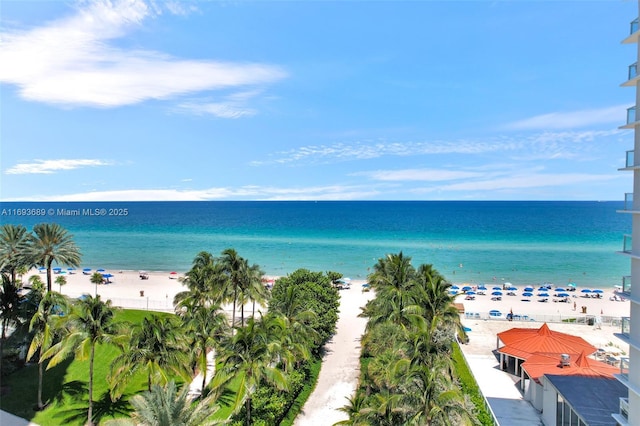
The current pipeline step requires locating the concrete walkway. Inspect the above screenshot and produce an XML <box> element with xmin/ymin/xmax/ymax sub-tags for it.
<box><xmin>0</xmin><ymin>410</ymin><xmax>39</xmax><ymax>426</ymax></box>
<box><xmin>459</xmin><ymin>319</ymin><xmax>544</xmax><ymax>426</ymax></box>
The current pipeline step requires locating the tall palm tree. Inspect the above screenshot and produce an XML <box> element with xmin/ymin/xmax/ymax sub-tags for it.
<box><xmin>246</xmin><ymin>263</ymin><xmax>268</xmax><ymax>319</ymax></box>
<box><xmin>26</xmin><ymin>223</ymin><xmax>81</xmax><ymax>293</ymax></box>
<box><xmin>27</xmin><ymin>290</ymin><xmax>69</xmax><ymax>410</ymax></box>
<box><xmin>179</xmin><ymin>304</ymin><xmax>229</xmax><ymax>392</ymax></box>
<box><xmin>110</xmin><ymin>315</ymin><xmax>191</xmax><ymax>399</ymax></box>
<box><xmin>0</xmin><ymin>224</ymin><xmax>30</xmax><ymax>285</ymax></box>
<box><xmin>0</xmin><ymin>274</ymin><xmax>22</xmax><ymax>359</ymax></box>
<box><xmin>43</xmin><ymin>295</ymin><xmax>124</xmax><ymax>426</ymax></box>
<box><xmin>220</xmin><ymin>248</ymin><xmax>246</xmax><ymax>328</ymax></box>
<box><xmin>105</xmin><ymin>381</ymin><xmax>224</xmax><ymax>426</ymax></box>
<box><xmin>215</xmin><ymin>315</ymin><xmax>289</xmax><ymax>426</ymax></box>
<box><xmin>55</xmin><ymin>275</ymin><xmax>67</xmax><ymax>293</ymax></box>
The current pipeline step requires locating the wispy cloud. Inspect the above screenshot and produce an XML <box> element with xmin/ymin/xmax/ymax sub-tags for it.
<box><xmin>252</xmin><ymin>129</ymin><xmax>622</xmax><ymax>166</ymax></box>
<box><xmin>0</xmin><ymin>0</ymin><xmax>286</xmax><ymax>108</ymax></box>
<box><xmin>504</xmin><ymin>105</ymin><xmax>627</xmax><ymax>130</ymax></box>
<box><xmin>356</xmin><ymin>169</ymin><xmax>483</xmax><ymax>182</ymax></box>
<box><xmin>176</xmin><ymin>100</ymin><xmax>257</xmax><ymax>119</ymax></box>
<box><xmin>5</xmin><ymin>159</ymin><xmax>112</xmax><ymax>175</ymax></box>
<box><xmin>7</xmin><ymin>184</ymin><xmax>381</xmax><ymax>201</ymax></box>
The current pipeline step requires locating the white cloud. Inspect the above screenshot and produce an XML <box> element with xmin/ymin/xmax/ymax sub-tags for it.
<box><xmin>252</xmin><ymin>129</ymin><xmax>622</xmax><ymax>166</ymax></box>
<box><xmin>0</xmin><ymin>0</ymin><xmax>286</xmax><ymax>107</ymax></box>
<box><xmin>5</xmin><ymin>159</ymin><xmax>112</xmax><ymax>175</ymax></box>
<box><xmin>504</xmin><ymin>105</ymin><xmax>628</xmax><ymax>130</ymax></box>
<box><xmin>176</xmin><ymin>101</ymin><xmax>257</xmax><ymax>119</ymax></box>
<box><xmin>357</xmin><ymin>169</ymin><xmax>483</xmax><ymax>182</ymax></box>
<box><xmin>6</xmin><ymin>184</ymin><xmax>381</xmax><ymax>202</ymax></box>
<box><xmin>438</xmin><ymin>172</ymin><xmax>621</xmax><ymax>192</ymax></box>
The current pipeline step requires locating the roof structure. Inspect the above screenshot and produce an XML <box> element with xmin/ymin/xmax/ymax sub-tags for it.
<box><xmin>497</xmin><ymin>323</ymin><xmax>597</xmax><ymax>360</ymax></box>
<box><xmin>521</xmin><ymin>351</ymin><xmax>619</xmax><ymax>383</ymax></box>
<box><xmin>546</xmin><ymin>375</ymin><xmax>627</xmax><ymax>426</ymax></box>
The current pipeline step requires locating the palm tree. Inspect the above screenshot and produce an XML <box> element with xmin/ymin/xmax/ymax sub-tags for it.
<box><xmin>175</xmin><ymin>254</ymin><xmax>226</xmax><ymax>309</ymax></box>
<box><xmin>220</xmin><ymin>248</ymin><xmax>246</xmax><ymax>328</ymax></box>
<box><xmin>0</xmin><ymin>224</ymin><xmax>30</xmax><ymax>285</ymax></box>
<box><xmin>43</xmin><ymin>295</ymin><xmax>123</xmax><ymax>425</ymax></box>
<box><xmin>105</xmin><ymin>381</ymin><xmax>224</xmax><ymax>426</ymax></box>
<box><xmin>110</xmin><ymin>315</ymin><xmax>191</xmax><ymax>399</ymax></box>
<box><xmin>55</xmin><ymin>275</ymin><xmax>67</xmax><ymax>293</ymax></box>
<box><xmin>246</xmin><ymin>263</ymin><xmax>269</xmax><ymax>319</ymax></box>
<box><xmin>215</xmin><ymin>315</ymin><xmax>289</xmax><ymax>426</ymax></box>
<box><xmin>26</xmin><ymin>223</ymin><xmax>81</xmax><ymax>293</ymax></box>
<box><xmin>179</xmin><ymin>304</ymin><xmax>229</xmax><ymax>392</ymax></box>
<box><xmin>27</xmin><ymin>290</ymin><xmax>69</xmax><ymax>410</ymax></box>
<box><xmin>0</xmin><ymin>274</ymin><xmax>22</xmax><ymax>359</ymax></box>
<box><xmin>90</xmin><ymin>272</ymin><xmax>104</xmax><ymax>296</ymax></box>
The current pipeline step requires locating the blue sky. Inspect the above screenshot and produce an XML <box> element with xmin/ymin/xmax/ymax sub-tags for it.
<box><xmin>0</xmin><ymin>0</ymin><xmax>636</xmax><ymax>201</ymax></box>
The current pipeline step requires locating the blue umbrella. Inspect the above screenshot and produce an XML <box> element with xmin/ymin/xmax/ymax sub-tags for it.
<box><xmin>492</xmin><ymin>286</ymin><xmax>502</xmax><ymax>291</ymax></box>
<box><xmin>96</xmin><ymin>268</ymin><xmax>106</xmax><ymax>273</ymax></box>
<box><xmin>82</xmin><ymin>268</ymin><xmax>92</xmax><ymax>275</ymax></box>
<box><xmin>462</xmin><ymin>286</ymin><xmax>472</xmax><ymax>291</ymax></box>
<box><xmin>537</xmin><ymin>292</ymin><xmax>549</xmax><ymax>297</ymax></box>
<box><xmin>507</xmin><ymin>286</ymin><xmax>518</xmax><ymax>291</ymax></box>
<box><xmin>593</xmin><ymin>289</ymin><xmax>604</xmax><ymax>294</ymax></box>
<box><xmin>38</xmin><ymin>267</ymin><xmax>46</xmax><ymax>273</ymax></box>
<box><xmin>466</xmin><ymin>290</ymin><xmax>476</xmax><ymax>295</ymax></box>
<box><xmin>557</xmin><ymin>293</ymin><xmax>570</xmax><ymax>297</ymax></box>
<box><xmin>53</xmin><ymin>267</ymin><xmax>62</xmax><ymax>272</ymax></box>
<box><xmin>538</xmin><ymin>287</ymin><xmax>547</xmax><ymax>291</ymax></box>
<box><xmin>554</xmin><ymin>288</ymin><xmax>566</xmax><ymax>292</ymax></box>
<box><xmin>522</xmin><ymin>292</ymin><xmax>533</xmax><ymax>297</ymax></box>
<box><xmin>448</xmin><ymin>290</ymin><xmax>458</xmax><ymax>295</ymax></box>
<box><xmin>524</xmin><ymin>286</ymin><xmax>534</xmax><ymax>292</ymax></box>
<box><xmin>581</xmin><ymin>289</ymin><xmax>592</xmax><ymax>293</ymax></box>
<box><xmin>67</xmin><ymin>267</ymin><xmax>76</xmax><ymax>273</ymax></box>
<box><xmin>451</xmin><ymin>285</ymin><xmax>459</xmax><ymax>290</ymax></box>
<box><xmin>491</xmin><ymin>291</ymin><xmax>503</xmax><ymax>296</ymax></box>
<box><xmin>478</xmin><ymin>285</ymin><xmax>487</xmax><ymax>290</ymax></box>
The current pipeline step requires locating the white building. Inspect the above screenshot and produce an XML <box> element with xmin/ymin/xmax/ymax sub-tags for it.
<box><xmin>616</xmin><ymin>4</ymin><xmax>640</xmax><ymax>425</ymax></box>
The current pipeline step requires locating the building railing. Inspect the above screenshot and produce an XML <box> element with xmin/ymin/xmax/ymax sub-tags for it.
<box><xmin>620</xmin><ymin>357</ymin><xmax>630</xmax><ymax>381</ymax></box>
<box><xmin>622</xmin><ymin>316</ymin><xmax>631</xmax><ymax>336</ymax></box>
<box><xmin>626</xmin><ymin>150</ymin><xmax>635</xmax><ymax>168</ymax></box>
<box><xmin>620</xmin><ymin>397</ymin><xmax>629</xmax><ymax>421</ymax></box>
<box><xmin>622</xmin><ymin>275</ymin><xmax>632</xmax><ymax>293</ymax></box>
<box><xmin>623</xmin><ymin>234</ymin><xmax>633</xmax><ymax>254</ymax></box>
<box><xmin>625</xmin><ymin>193</ymin><xmax>634</xmax><ymax>210</ymax></box>
<box><xmin>630</xmin><ymin>62</ymin><xmax>638</xmax><ymax>81</ymax></box>
<box><xmin>632</xmin><ymin>17</ymin><xmax>639</xmax><ymax>36</ymax></box>
<box><xmin>627</xmin><ymin>106</ymin><xmax>637</xmax><ymax>125</ymax></box>
<box><xmin>463</xmin><ymin>311</ymin><xmax>624</xmax><ymax>326</ymax></box>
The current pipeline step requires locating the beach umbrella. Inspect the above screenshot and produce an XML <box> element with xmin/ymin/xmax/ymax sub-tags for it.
<box><xmin>38</xmin><ymin>267</ymin><xmax>46</xmax><ymax>273</ymax></box>
<box><xmin>507</xmin><ymin>286</ymin><xmax>518</xmax><ymax>291</ymax></box>
<box><xmin>466</xmin><ymin>290</ymin><xmax>476</xmax><ymax>295</ymax></box>
<box><xmin>362</xmin><ymin>283</ymin><xmax>370</xmax><ymax>288</ymax></box>
<box><xmin>522</xmin><ymin>292</ymin><xmax>534</xmax><ymax>297</ymax></box>
<box><xmin>554</xmin><ymin>288</ymin><xmax>566</xmax><ymax>292</ymax></box>
<box><xmin>581</xmin><ymin>289</ymin><xmax>592</xmax><ymax>294</ymax></box>
<box><xmin>53</xmin><ymin>267</ymin><xmax>62</xmax><ymax>273</ymax></box>
<box><xmin>492</xmin><ymin>286</ymin><xmax>502</xmax><ymax>291</ymax></box>
<box><xmin>82</xmin><ymin>268</ymin><xmax>92</xmax><ymax>275</ymax></box>
<box><xmin>451</xmin><ymin>285</ymin><xmax>459</xmax><ymax>290</ymax></box>
<box><xmin>491</xmin><ymin>291</ymin><xmax>503</xmax><ymax>296</ymax></box>
<box><xmin>67</xmin><ymin>268</ymin><xmax>76</xmax><ymax>274</ymax></box>
<box><xmin>478</xmin><ymin>285</ymin><xmax>487</xmax><ymax>290</ymax></box>
<box><xmin>97</xmin><ymin>269</ymin><xmax>105</xmax><ymax>273</ymax></box>
<box><xmin>462</xmin><ymin>285</ymin><xmax>472</xmax><ymax>291</ymax></box>
<box><xmin>592</xmin><ymin>289</ymin><xmax>604</xmax><ymax>294</ymax></box>
<box><xmin>449</xmin><ymin>290</ymin><xmax>458</xmax><ymax>295</ymax></box>
<box><xmin>537</xmin><ymin>292</ymin><xmax>549</xmax><ymax>297</ymax></box>
<box><xmin>524</xmin><ymin>286</ymin><xmax>534</xmax><ymax>292</ymax></box>
<box><xmin>557</xmin><ymin>293</ymin><xmax>570</xmax><ymax>298</ymax></box>
<box><xmin>538</xmin><ymin>287</ymin><xmax>547</xmax><ymax>291</ymax></box>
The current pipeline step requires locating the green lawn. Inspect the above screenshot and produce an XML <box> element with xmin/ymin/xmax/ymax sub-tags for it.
<box><xmin>0</xmin><ymin>309</ymin><xmax>177</xmax><ymax>425</ymax></box>
<box><xmin>451</xmin><ymin>342</ymin><xmax>495</xmax><ymax>426</ymax></box>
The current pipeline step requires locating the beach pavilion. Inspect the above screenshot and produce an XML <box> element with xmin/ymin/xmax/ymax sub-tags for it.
<box><xmin>519</xmin><ymin>351</ymin><xmax>619</xmax><ymax>410</ymax></box>
<box><xmin>496</xmin><ymin>323</ymin><xmax>597</xmax><ymax>376</ymax></box>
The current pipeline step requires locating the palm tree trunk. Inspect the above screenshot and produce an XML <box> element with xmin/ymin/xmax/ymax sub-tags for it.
<box><xmin>232</xmin><ymin>289</ymin><xmax>237</xmax><ymax>329</ymax></box>
<box><xmin>241</xmin><ymin>304</ymin><xmax>244</xmax><ymax>326</ymax></box>
<box><xmin>88</xmin><ymin>344</ymin><xmax>95</xmax><ymax>426</ymax></box>
<box><xmin>37</xmin><ymin>361</ymin><xmax>44</xmax><ymax>409</ymax></box>
<box><xmin>201</xmin><ymin>351</ymin><xmax>207</xmax><ymax>392</ymax></box>
<box><xmin>246</xmin><ymin>397</ymin><xmax>251</xmax><ymax>426</ymax></box>
<box><xmin>46</xmin><ymin>264</ymin><xmax>53</xmax><ymax>293</ymax></box>
<box><xmin>252</xmin><ymin>300</ymin><xmax>256</xmax><ymax>318</ymax></box>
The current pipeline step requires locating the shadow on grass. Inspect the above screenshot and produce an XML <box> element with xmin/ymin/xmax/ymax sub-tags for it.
<box><xmin>52</xmin><ymin>388</ymin><xmax>133</xmax><ymax>425</ymax></box>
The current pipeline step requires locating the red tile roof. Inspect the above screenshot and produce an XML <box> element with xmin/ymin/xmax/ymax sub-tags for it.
<box><xmin>497</xmin><ymin>323</ymin><xmax>596</xmax><ymax>360</ymax></box>
<box><xmin>521</xmin><ymin>351</ymin><xmax>619</xmax><ymax>383</ymax></box>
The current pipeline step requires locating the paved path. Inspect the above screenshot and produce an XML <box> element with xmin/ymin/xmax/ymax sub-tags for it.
<box><xmin>0</xmin><ymin>410</ymin><xmax>39</xmax><ymax>426</ymax></box>
<box><xmin>294</xmin><ymin>288</ymin><xmax>373</xmax><ymax>426</ymax></box>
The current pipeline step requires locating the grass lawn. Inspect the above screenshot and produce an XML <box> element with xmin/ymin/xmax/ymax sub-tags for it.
<box><xmin>0</xmin><ymin>309</ymin><xmax>178</xmax><ymax>425</ymax></box>
<box><xmin>451</xmin><ymin>342</ymin><xmax>495</xmax><ymax>426</ymax></box>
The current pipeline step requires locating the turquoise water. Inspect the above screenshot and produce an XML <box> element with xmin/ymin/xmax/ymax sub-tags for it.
<box><xmin>0</xmin><ymin>201</ymin><xmax>630</xmax><ymax>287</ymax></box>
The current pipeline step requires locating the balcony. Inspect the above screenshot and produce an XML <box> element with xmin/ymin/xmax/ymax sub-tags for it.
<box><xmin>625</xmin><ymin>193</ymin><xmax>634</xmax><ymax>211</ymax></box>
<box><xmin>620</xmin><ymin>357</ymin><xmax>630</xmax><ymax>381</ymax></box>
<box><xmin>627</xmin><ymin>150</ymin><xmax>635</xmax><ymax>168</ymax></box>
<box><xmin>622</xmin><ymin>316</ymin><xmax>631</xmax><ymax>337</ymax></box>
<box><xmin>623</xmin><ymin>234</ymin><xmax>633</xmax><ymax>254</ymax></box>
<box><xmin>622</xmin><ymin>62</ymin><xmax>639</xmax><ymax>87</ymax></box>
<box><xmin>623</xmin><ymin>17</ymin><xmax>640</xmax><ymax>43</ymax></box>
<box><xmin>622</xmin><ymin>275</ymin><xmax>632</xmax><ymax>294</ymax></box>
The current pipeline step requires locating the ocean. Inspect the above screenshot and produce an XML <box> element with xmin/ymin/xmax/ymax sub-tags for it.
<box><xmin>0</xmin><ymin>201</ymin><xmax>630</xmax><ymax>288</ymax></box>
